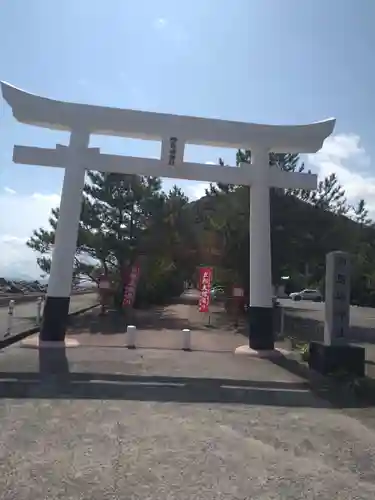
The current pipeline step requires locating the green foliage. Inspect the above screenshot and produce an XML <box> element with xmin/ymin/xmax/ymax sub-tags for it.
<box><xmin>27</xmin><ymin>172</ymin><xmax>198</xmax><ymax>308</ymax></box>
<box><xmin>299</xmin><ymin>343</ymin><xmax>310</xmax><ymax>362</ymax></box>
<box><xmin>134</xmin><ymin>268</ymin><xmax>185</xmax><ymax>307</ymax></box>
<box><xmin>288</xmin><ymin>338</ymin><xmax>310</xmax><ymax>362</ymax></box>
<box><xmin>193</xmin><ymin>150</ymin><xmax>375</xmax><ymax>305</ymax></box>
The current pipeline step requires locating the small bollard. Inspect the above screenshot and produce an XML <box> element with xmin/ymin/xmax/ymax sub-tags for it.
<box><xmin>126</xmin><ymin>325</ymin><xmax>136</xmax><ymax>349</ymax></box>
<box><xmin>182</xmin><ymin>328</ymin><xmax>191</xmax><ymax>351</ymax></box>
<box><xmin>36</xmin><ymin>296</ymin><xmax>43</xmax><ymax>325</ymax></box>
<box><xmin>5</xmin><ymin>300</ymin><xmax>15</xmax><ymax>338</ymax></box>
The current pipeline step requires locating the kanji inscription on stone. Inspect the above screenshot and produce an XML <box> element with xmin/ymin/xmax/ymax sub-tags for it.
<box><xmin>324</xmin><ymin>251</ymin><xmax>351</xmax><ymax>345</ymax></box>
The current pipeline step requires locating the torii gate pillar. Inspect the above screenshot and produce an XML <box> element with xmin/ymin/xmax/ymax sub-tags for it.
<box><xmin>247</xmin><ymin>147</ymin><xmax>274</xmax><ymax>350</ymax></box>
<box><xmin>1</xmin><ymin>82</ymin><xmax>335</xmax><ymax>350</ymax></box>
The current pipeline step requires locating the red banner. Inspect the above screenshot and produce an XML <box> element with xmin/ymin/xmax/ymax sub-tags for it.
<box><xmin>198</xmin><ymin>267</ymin><xmax>213</xmax><ymax>313</ymax></box>
<box><xmin>122</xmin><ymin>262</ymin><xmax>141</xmax><ymax>307</ymax></box>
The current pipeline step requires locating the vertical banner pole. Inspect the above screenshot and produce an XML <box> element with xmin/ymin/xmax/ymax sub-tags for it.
<box><xmin>5</xmin><ymin>300</ymin><xmax>15</xmax><ymax>338</ymax></box>
<box><xmin>198</xmin><ymin>266</ymin><xmax>213</xmax><ymax>326</ymax></box>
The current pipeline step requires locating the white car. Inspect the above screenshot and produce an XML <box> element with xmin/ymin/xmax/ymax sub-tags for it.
<box><xmin>289</xmin><ymin>289</ymin><xmax>322</xmax><ymax>302</ymax></box>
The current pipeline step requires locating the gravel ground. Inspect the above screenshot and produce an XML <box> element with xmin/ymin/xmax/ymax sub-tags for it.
<box><xmin>1</xmin><ymin>299</ymin><xmax>375</xmax><ymax>499</ymax></box>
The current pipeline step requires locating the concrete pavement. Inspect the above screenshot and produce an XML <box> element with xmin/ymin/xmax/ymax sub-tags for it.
<box><xmin>2</xmin><ymin>295</ymin><xmax>375</xmax><ymax>498</ymax></box>
<box><xmin>0</xmin><ymin>293</ymin><xmax>98</xmax><ymax>340</ymax></box>
<box><xmin>2</xmin><ymin>341</ymin><xmax>375</xmax><ymax>498</ymax></box>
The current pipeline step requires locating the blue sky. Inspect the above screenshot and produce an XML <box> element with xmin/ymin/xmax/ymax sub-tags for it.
<box><xmin>1</xmin><ymin>0</ymin><xmax>375</xmax><ymax>277</ymax></box>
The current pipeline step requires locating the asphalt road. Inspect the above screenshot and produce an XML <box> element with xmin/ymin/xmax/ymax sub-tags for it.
<box><xmin>280</xmin><ymin>298</ymin><xmax>375</xmax><ymax>330</ymax></box>
<box><xmin>0</xmin><ymin>293</ymin><xmax>98</xmax><ymax>340</ymax></box>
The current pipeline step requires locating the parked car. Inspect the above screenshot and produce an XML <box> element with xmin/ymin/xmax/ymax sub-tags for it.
<box><xmin>243</xmin><ymin>296</ymin><xmax>279</xmax><ymax>311</ymax></box>
<box><xmin>289</xmin><ymin>289</ymin><xmax>322</xmax><ymax>302</ymax></box>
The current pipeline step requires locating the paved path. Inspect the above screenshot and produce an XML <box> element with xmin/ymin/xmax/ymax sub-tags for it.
<box><xmin>59</xmin><ymin>300</ymin><xmax>242</xmax><ymax>352</ymax></box>
<box><xmin>0</xmin><ymin>293</ymin><xmax>98</xmax><ymax>340</ymax></box>
<box><xmin>1</xmin><ymin>298</ymin><xmax>375</xmax><ymax>498</ymax></box>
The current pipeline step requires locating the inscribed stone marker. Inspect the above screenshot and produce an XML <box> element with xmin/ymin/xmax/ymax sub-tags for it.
<box><xmin>324</xmin><ymin>251</ymin><xmax>351</xmax><ymax>345</ymax></box>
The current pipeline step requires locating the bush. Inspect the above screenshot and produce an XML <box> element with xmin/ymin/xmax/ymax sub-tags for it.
<box><xmin>300</xmin><ymin>343</ymin><xmax>310</xmax><ymax>362</ymax></box>
<box><xmin>133</xmin><ymin>269</ymin><xmax>185</xmax><ymax>308</ymax></box>
<box><xmin>108</xmin><ymin>258</ymin><xmax>187</xmax><ymax>310</ymax></box>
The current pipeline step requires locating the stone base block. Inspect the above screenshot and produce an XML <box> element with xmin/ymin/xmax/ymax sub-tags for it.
<box><xmin>20</xmin><ymin>336</ymin><xmax>80</xmax><ymax>349</ymax></box>
<box><xmin>234</xmin><ymin>344</ymin><xmax>288</xmax><ymax>358</ymax></box>
<box><xmin>309</xmin><ymin>341</ymin><xmax>365</xmax><ymax>377</ymax></box>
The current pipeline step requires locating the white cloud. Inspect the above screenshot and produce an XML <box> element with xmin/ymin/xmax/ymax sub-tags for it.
<box><xmin>77</xmin><ymin>78</ymin><xmax>88</xmax><ymax>87</ymax></box>
<box><xmin>184</xmin><ymin>182</ymin><xmax>210</xmax><ymax>200</ymax></box>
<box><xmin>31</xmin><ymin>192</ymin><xmax>60</xmax><ymax>204</ymax></box>
<box><xmin>154</xmin><ymin>17</ymin><xmax>167</xmax><ymax>29</ymax></box>
<box><xmin>0</xmin><ymin>192</ymin><xmax>60</xmax><ymax>278</ymax></box>
<box><xmin>4</xmin><ymin>186</ymin><xmax>16</xmax><ymax>195</ymax></box>
<box><xmin>152</xmin><ymin>17</ymin><xmax>188</xmax><ymax>47</ymax></box>
<box><xmin>307</xmin><ymin>133</ymin><xmax>375</xmax><ymax>214</ymax></box>
<box><xmin>1</xmin><ymin>235</ymin><xmax>27</xmax><ymax>244</ymax></box>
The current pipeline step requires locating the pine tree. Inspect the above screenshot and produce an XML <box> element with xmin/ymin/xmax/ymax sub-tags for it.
<box><xmin>27</xmin><ymin>172</ymin><xmax>198</xmax><ymax>306</ymax></box>
<box><xmin>28</xmin><ymin>172</ymin><xmax>164</xmax><ymax>281</ymax></box>
<box><xmin>350</xmin><ymin>198</ymin><xmax>372</xmax><ymax>226</ymax></box>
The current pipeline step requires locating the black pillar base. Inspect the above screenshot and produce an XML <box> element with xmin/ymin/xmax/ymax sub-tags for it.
<box><xmin>309</xmin><ymin>341</ymin><xmax>365</xmax><ymax>377</ymax></box>
<box><xmin>247</xmin><ymin>306</ymin><xmax>274</xmax><ymax>350</ymax></box>
<box><xmin>40</xmin><ymin>296</ymin><xmax>70</xmax><ymax>342</ymax></box>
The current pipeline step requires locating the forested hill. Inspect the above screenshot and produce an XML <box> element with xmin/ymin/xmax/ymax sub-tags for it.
<box><xmin>188</xmin><ymin>153</ymin><xmax>375</xmax><ymax>305</ymax></box>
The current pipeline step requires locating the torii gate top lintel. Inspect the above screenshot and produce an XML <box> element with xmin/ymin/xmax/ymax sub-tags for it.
<box><xmin>1</xmin><ymin>81</ymin><xmax>335</xmax><ymax>154</ymax></box>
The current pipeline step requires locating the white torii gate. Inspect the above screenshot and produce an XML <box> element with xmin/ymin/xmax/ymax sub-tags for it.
<box><xmin>1</xmin><ymin>82</ymin><xmax>335</xmax><ymax>351</ymax></box>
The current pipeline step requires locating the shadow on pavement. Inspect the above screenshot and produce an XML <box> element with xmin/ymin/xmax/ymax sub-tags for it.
<box><xmin>38</xmin><ymin>347</ymin><xmax>70</xmax><ymax>375</ymax></box>
<box><xmin>0</xmin><ymin>347</ymin><xmax>342</xmax><ymax>408</ymax></box>
<box><xmin>0</xmin><ymin>372</ymin><xmax>330</xmax><ymax>408</ymax></box>
<box><xmin>1</xmin><ymin>348</ymin><xmax>374</xmax><ymax>410</ymax></box>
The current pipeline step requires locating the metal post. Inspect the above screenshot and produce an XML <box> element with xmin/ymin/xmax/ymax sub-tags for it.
<box><xmin>182</xmin><ymin>328</ymin><xmax>191</xmax><ymax>351</ymax></box>
<box><xmin>36</xmin><ymin>296</ymin><xmax>43</xmax><ymax>325</ymax></box>
<box><xmin>5</xmin><ymin>300</ymin><xmax>15</xmax><ymax>338</ymax></box>
<box><xmin>127</xmin><ymin>325</ymin><xmax>136</xmax><ymax>349</ymax></box>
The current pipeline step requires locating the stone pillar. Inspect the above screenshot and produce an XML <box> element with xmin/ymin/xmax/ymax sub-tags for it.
<box><xmin>40</xmin><ymin>130</ymin><xmax>89</xmax><ymax>342</ymax></box>
<box><xmin>309</xmin><ymin>251</ymin><xmax>365</xmax><ymax>377</ymax></box>
<box><xmin>248</xmin><ymin>147</ymin><xmax>274</xmax><ymax>350</ymax></box>
<box><xmin>324</xmin><ymin>251</ymin><xmax>351</xmax><ymax>345</ymax></box>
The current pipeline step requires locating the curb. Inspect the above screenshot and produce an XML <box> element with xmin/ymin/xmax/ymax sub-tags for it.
<box><xmin>0</xmin><ymin>303</ymin><xmax>99</xmax><ymax>350</ymax></box>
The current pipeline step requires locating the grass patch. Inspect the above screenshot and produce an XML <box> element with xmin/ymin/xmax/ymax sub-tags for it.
<box><xmin>284</xmin><ymin>336</ymin><xmax>375</xmax><ymax>405</ymax></box>
<box><xmin>287</xmin><ymin>336</ymin><xmax>310</xmax><ymax>362</ymax></box>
